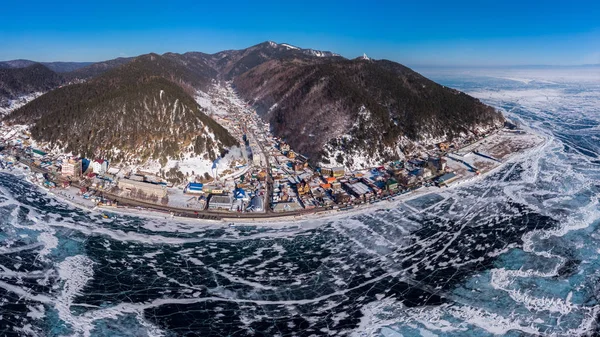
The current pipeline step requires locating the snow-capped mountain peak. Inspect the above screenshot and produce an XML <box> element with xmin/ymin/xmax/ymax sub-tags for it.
<box><xmin>280</xmin><ymin>43</ymin><xmax>300</xmax><ymax>50</ymax></box>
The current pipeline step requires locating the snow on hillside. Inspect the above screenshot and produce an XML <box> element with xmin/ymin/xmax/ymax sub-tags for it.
<box><xmin>136</xmin><ymin>145</ymin><xmax>246</xmax><ymax>183</ymax></box>
<box><xmin>0</xmin><ymin>92</ymin><xmax>43</xmax><ymax>117</ymax></box>
<box><xmin>195</xmin><ymin>83</ymin><xmax>248</xmax><ymax>117</ymax></box>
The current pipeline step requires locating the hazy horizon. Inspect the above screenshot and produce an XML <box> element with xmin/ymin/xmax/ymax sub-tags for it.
<box><xmin>1</xmin><ymin>0</ymin><xmax>598</xmax><ymax>67</ymax></box>
<box><xmin>1</xmin><ymin>41</ymin><xmax>599</xmax><ymax>69</ymax></box>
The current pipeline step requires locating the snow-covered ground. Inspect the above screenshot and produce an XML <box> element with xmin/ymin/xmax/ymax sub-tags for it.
<box><xmin>0</xmin><ymin>92</ymin><xmax>44</xmax><ymax>117</ymax></box>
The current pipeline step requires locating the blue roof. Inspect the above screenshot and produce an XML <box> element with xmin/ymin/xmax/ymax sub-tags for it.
<box><xmin>188</xmin><ymin>183</ymin><xmax>203</xmax><ymax>190</ymax></box>
<box><xmin>233</xmin><ymin>188</ymin><xmax>246</xmax><ymax>199</ymax></box>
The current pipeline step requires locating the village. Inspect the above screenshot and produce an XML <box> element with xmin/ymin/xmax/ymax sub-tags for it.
<box><xmin>0</xmin><ymin>85</ymin><xmax>542</xmax><ymax>219</ymax></box>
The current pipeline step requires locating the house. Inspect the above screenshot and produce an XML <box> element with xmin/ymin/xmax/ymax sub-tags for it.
<box><xmin>386</xmin><ymin>179</ymin><xmax>399</xmax><ymax>191</ymax></box>
<box><xmin>320</xmin><ymin>183</ymin><xmax>331</xmax><ymax>189</ymax></box>
<box><xmin>334</xmin><ymin>192</ymin><xmax>351</xmax><ymax>204</ymax></box>
<box><xmin>280</xmin><ymin>143</ymin><xmax>291</xmax><ymax>153</ymax></box>
<box><xmin>287</xmin><ymin>151</ymin><xmax>296</xmax><ymax>159</ymax></box>
<box><xmin>421</xmin><ymin>168</ymin><xmax>433</xmax><ymax>179</ymax></box>
<box><xmin>91</xmin><ymin>159</ymin><xmax>108</xmax><ymax>175</ymax></box>
<box><xmin>438</xmin><ymin>142</ymin><xmax>450</xmax><ymax>151</ymax></box>
<box><xmin>107</xmin><ymin>167</ymin><xmax>120</xmax><ymax>175</ymax></box>
<box><xmin>296</xmin><ymin>181</ymin><xmax>310</xmax><ymax>195</ymax></box>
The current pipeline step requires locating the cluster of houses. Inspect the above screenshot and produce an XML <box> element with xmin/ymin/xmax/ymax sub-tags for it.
<box><xmin>179</xmin><ymin>164</ymin><xmax>267</xmax><ymax>212</ymax></box>
<box><xmin>261</xmin><ymin>138</ymin><xmax>459</xmax><ymax>211</ymax></box>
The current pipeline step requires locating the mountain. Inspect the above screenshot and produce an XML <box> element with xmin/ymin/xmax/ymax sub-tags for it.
<box><xmin>210</xmin><ymin>41</ymin><xmax>342</xmax><ymax>80</ymax></box>
<box><xmin>0</xmin><ymin>64</ymin><xmax>64</xmax><ymax>108</ymax></box>
<box><xmin>0</xmin><ymin>59</ymin><xmax>93</xmax><ymax>73</ymax></box>
<box><xmin>230</xmin><ymin>46</ymin><xmax>504</xmax><ymax>167</ymax></box>
<box><xmin>0</xmin><ymin>58</ymin><xmax>135</xmax><ymax>112</ymax></box>
<box><xmin>63</xmin><ymin>57</ymin><xmax>134</xmax><ymax>80</ymax></box>
<box><xmin>5</xmin><ymin>54</ymin><xmax>237</xmax><ymax>167</ymax></box>
<box><xmin>4</xmin><ymin>41</ymin><xmax>504</xmax><ymax>170</ymax></box>
<box><xmin>160</xmin><ymin>41</ymin><xmax>502</xmax><ymax>167</ymax></box>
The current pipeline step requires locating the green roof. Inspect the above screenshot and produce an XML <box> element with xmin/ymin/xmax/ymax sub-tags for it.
<box><xmin>32</xmin><ymin>149</ymin><xmax>47</xmax><ymax>156</ymax></box>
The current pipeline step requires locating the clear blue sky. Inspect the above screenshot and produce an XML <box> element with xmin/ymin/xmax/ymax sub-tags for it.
<box><xmin>0</xmin><ymin>0</ymin><xmax>599</xmax><ymax>66</ymax></box>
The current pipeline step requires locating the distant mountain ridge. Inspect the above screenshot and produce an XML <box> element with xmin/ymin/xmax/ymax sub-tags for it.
<box><xmin>0</xmin><ymin>59</ymin><xmax>93</xmax><ymax>73</ymax></box>
<box><xmin>4</xmin><ymin>41</ymin><xmax>504</xmax><ymax>169</ymax></box>
<box><xmin>0</xmin><ymin>64</ymin><xmax>64</xmax><ymax>108</ymax></box>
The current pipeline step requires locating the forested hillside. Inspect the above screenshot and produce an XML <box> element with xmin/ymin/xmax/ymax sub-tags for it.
<box><xmin>233</xmin><ymin>53</ymin><xmax>504</xmax><ymax>165</ymax></box>
<box><xmin>0</xmin><ymin>64</ymin><xmax>64</xmax><ymax>107</ymax></box>
<box><xmin>5</xmin><ymin>54</ymin><xmax>237</xmax><ymax>164</ymax></box>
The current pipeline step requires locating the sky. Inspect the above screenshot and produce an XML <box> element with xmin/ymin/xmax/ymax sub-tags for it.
<box><xmin>0</xmin><ymin>0</ymin><xmax>599</xmax><ymax>67</ymax></box>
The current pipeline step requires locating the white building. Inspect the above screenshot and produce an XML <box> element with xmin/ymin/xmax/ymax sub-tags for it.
<box><xmin>61</xmin><ymin>158</ymin><xmax>82</xmax><ymax>177</ymax></box>
<box><xmin>91</xmin><ymin>159</ymin><xmax>108</xmax><ymax>175</ymax></box>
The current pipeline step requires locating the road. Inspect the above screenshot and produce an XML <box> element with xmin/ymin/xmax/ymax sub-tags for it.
<box><xmin>248</xmin><ymin>127</ymin><xmax>273</xmax><ymax>213</ymax></box>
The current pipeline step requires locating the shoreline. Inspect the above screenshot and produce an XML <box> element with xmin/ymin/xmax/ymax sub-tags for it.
<box><xmin>2</xmin><ymin>130</ymin><xmax>551</xmax><ymax>227</ymax></box>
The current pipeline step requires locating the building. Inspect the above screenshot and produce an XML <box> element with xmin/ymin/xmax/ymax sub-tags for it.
<box><xmin>247</xmin><ymin>196</ymin><xmax>264</xmax><ymax>212</ymax></box>
<box><xmin>345</xmin><ymin>181</ymin><xmax>371</xmax><ymax>198</ymax></box>
<box><xmin>233</xmin><ymin>188</ymin><xmax>249</xmax><ymax>201</ymax></box>
<box><xmin>386</xmin><ymin>179</ymin><xmax>399</xmax><ymax>191</ymax></box>
<box><xmin>331</xmin><ymin>166</ymin><xmax>346</xmax><ymax>177</ymax></box>
<box><xmin>61</xmin><ymin>158</ymin><xmax>82</xmax><ymax>178</ymax></box>
<box><xmin>297</xmin><ymin>181</ymin><xmax>310</xmax><ymax>195</ymax></box>
<box><xmin>334</xmin><ymin>192</ymin><xmax>351</xmax><ymax>204</ymax></box>
<box><xmin>438</xmin><ymin>142</ymin><xmax>450</xmax><ymax>151</ymax></box>
<box><xmin>203</xmin><ymin>185</ymin><xmax>224</xmax><ymax>194</ymax></box>
<box><xmin>428</xmin><ymin>157</ymin><xmax>447</xmax><ymax>172</ymax></box>
<box><xmin>322</xmin><ymin>166</ymin><xmax>345</xmax><ymax>177</ymax></box>
<box><xmin>280</xmin><ymin>143</ymin><xmax>291</xmax><ymax>153</ymax></box>
<box><xmin>91</xmin><ymin>159</ymin><xmax>108</xmax><ymax>175</ymax></box>
<box><xmin>421</xmin><ymin>168</ymin><xmax>433</xmax><ymax>179</ymax></box>
<box><xmin>251</xmin><ymin>147</ymin><xmax>262</xmax><ymax>166</ymax></box>
<box><xmin>435</xmin><ymin>172</ymin><xmax>459</xmax><ymax>186</ymax></box>
<box><xmin>32</xmin><ymin>149</ymin><xmax>47</xmax><ymax>158</ymax></box>
<box><xmin>118</xmin><ymin>179</ymin><xmax>167</xmax><ymax>198</ymax></box>
<box><xmin>273</xmin><ymin>201</ymin><xmax>303</xmax><ymax>212</ymax></box>
<box><xmin>185</xmin><ymin>183</ymin><xmax>204</xmax><ymax>194</ymax></box>
<box><xmin>208</xmin><ymin>194</ymin><xmax>233</xmax><ymax>210</ymax></box>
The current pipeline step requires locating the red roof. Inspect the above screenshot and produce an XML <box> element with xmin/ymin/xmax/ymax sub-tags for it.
<box><xmin>94</xmin><ymin>159</ymin><xmax>105</xmax><ymax>164</ymax></box>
